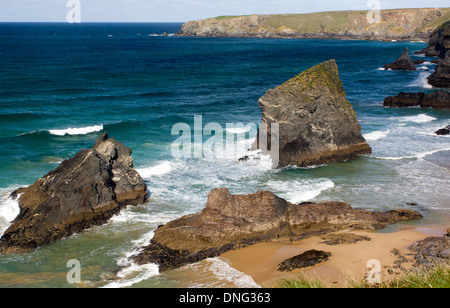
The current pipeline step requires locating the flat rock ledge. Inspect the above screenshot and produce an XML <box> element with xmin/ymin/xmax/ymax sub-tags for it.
<box><xmin>383</xmin><ymin>91</ymin><xmax>450</xmax><ymax>110</ymax></box>
<box><xmin>130</xmin><ymin>188</ymin><xmax>422</xmax><ymax>271</ymax></box>
<box><xmin>0</xmin><ymin>132</ymin><xmax>148</xmax><ymax>254</ymax></box>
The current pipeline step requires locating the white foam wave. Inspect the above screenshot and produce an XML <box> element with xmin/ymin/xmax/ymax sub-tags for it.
<box><xmin>374</xmin><ymin>147</ymin><xmax>450</xmax><ymax>161</ymax></box>
<box><xmin>393</xmin><ymin>114</ymin><xmax>437</xmax><ymax>123</ymax></box>
<box><xmin>0</xmin><ymin>193</ymin><xmax>21</xmax><ymax>237</ymax></box>
<box><xmin>364</xmin><ymin>130</ymin><xmax>390</xmax><ymax>141</ymax></box>
<box><xmin>266</xmin><ymin>179</ymin><xmax>335</xmax><ymax>204</ymax></box>
<box><xmin>202</xmin><ymin>258</ymin><xmax>261</xmax><ymax>288</ymax></box>
<box><xmin>408</xmin><ymin>71</ymin><xmax>433</xmax><ymax>89</ymax></box>
<box><xmin>137</xmin><ymin>161</ymin><xmax>179</xmax><ymax>179</ymax></box>
<box><xmin>101</xmin><ymin>229</ymin><xmax>158</xmax><ymax>288</ymax></box>
<box><xmin>101</xmin><ymin>262</ymin><xmax>159</xmax><ymax>288</ymax></box>
<box><xmin>225</xmin><ymin>125</ymin><xmax>253</xmax><ymax>134</ymax></box>
<box><xmin>48</xmin><ymin>124</ymin><xmax>103</xmax><ymax>136</ymax></box>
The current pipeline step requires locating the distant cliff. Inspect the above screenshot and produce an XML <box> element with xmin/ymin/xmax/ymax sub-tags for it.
<box><xmin>179</xmin><ymin>8</ymin><xmax>450</xmax><ymax>41</ymax></box>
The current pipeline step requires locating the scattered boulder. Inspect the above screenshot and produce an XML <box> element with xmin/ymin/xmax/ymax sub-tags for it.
<box><xmin>409</xmin><ymin>236</ymin><xmax>450</xmax><ymax>267</ymax></box>
<box><xmin>320</xmin><ymin>233</ymin><xmax>371</xmax><ymax>246</ymax></box>
<box><xmin>384</xmin><ymin>48</ymin><xmax>416</xmax><ymax>71</ymax></box>
<box><xmin>435</xmin><ymin>125</ymin><xmax>450</xmax><ymax>135</ymax></box>
<box><xmin>254</xmin><ymin>59</ymin><xmax>371</xmax><ymax>168</ymax></box>
<box><xmin>278</xmin><ymin>250</ymin><xmax>331</xmax><ymax>272</ymax></box>
<box><xmin>0</xmin><ymin>132</ymin><xmax>148</xmax><ymax>254</ymax></box>
<box><xmin>130</xmin><ymin>188</ymin><xmax>422</xmax><ymax>271</ymax></box>
<box><xmin>383</xmin><ymin>91</ymin><xmax>450</xmax><ymax>109</ymax></box>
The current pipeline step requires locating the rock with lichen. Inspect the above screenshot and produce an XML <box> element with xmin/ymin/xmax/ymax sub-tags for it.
<box><xmin>254</xmin><ymin>59</ymin><xmax>371</xmax><ymax>168</ymax></box>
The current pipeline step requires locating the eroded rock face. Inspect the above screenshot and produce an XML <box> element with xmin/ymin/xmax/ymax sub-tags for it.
<box><xmin>383</xmin><ymin>91</ymin><xmax>450</xmax><ymax>109</ymax></box>
<box><xmin>384</xmin><ymin>48</ymin><xmax>416</xmax><ymax>71</ymax></box>
<box><xmin>427</xmin><ymin>21</ymin><xmax>450</xmax><ymax>88</ymax></box>
<box><xmin>0</xmin><ymin>132</ymin><xmax>148</xmax><ymax>254</ymax></box>
<box><xmin>130</xmin><ymin>188</ymin><xmax>422</xmax><ymax>271</ymax></box>
<box><xmin>255</xmin><ymin>59</ymin><xmax>371</xmax><ymax>168</ymax></box>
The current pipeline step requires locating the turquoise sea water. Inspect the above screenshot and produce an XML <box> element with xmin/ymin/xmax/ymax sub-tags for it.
<box><xmin>0</xmin><ymin>23</ymin><xmax>449</xmax><ymax>288</ymax></box>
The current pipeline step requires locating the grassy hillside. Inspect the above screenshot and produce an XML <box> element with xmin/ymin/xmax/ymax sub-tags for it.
<box><xmin>180</xmin><ymin>8</ymin><xmax>450</xmax><ymax>40</ymax></box>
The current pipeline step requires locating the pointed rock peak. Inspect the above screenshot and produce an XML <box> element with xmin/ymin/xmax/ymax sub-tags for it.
<box><xmin>279</xmin><ymin>59</ymin><xmax>344</xmax><ymax>96</ymax></box>
<box><xmin>94</xmin><ymin>131</ymin><xmax>109</xmax><ymax>149</ymax></box>
<box><xmin>398</xmin><ymin>47</ymin><xmax>411</xmax><ymax>61</ymax></box>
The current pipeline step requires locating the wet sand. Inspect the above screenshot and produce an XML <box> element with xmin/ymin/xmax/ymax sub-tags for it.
<box><xmin>425</xmin><ymin>150</ymin><xmax>450</xmax><ymax>170</ymax></box>
<box><xmin>220</xmin><ymin>225</ymin><xmax>447</xmax><ymax>287</ymax></box>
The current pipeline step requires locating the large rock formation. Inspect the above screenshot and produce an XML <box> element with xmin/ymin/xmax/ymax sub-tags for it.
<box><xmin>255</xmin><ymin>59</ymin><xmax>371</xmax><ymax>168</ymax></box>
<box><xmin>0</xmin><ymin>132</ymin><xmax>148</xmax><ymax>254</ymax></box>
<box><xmin>178</xmin><ymin>8</ymin><xmax>449</xmax><ymax>41</ymax></box>
<box><xmin>427</xmin><ymin>21</ymin><xmax>450</xmax><ymax>88</ymax></box>
<box><xmin>383</xmin><ymin>48</ymin><xmax>416</xmax><ymax>71</ymax></box>
<box><xmin>130</xmin><ymin>188</ymin><xmax>422</xmax><ymax>271</ymax></box>
<box><xmin>383</xmin><ymin>91</ymin><xmax>450</xmax><ymax>109</ymax></box>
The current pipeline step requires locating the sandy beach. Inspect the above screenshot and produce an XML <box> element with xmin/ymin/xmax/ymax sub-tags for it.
<box><xmin>220</xmin><ymin>225</ymin><xmax>448</xmax><ymax>287</ymax></box>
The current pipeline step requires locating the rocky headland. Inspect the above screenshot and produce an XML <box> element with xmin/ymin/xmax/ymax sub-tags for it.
<box><xmin>0</xmin><ymin>132</ymin><xmax>148</xmax><ymax>254</ymax></box>
<box><xmin>130</xmin><ymin>188</ymin><xmax>422</xmax><ymax>271</ymax></box>
<box><xmin>178</xmin><ymin>8</ymin><xmax>450</xmax><ymax>41</ymax></box>
<box><xmin>427</xmin><ymin>21</ymin><xmax>450</xmax><ymax>88</ymax></box>
<box><xmin>254</xmin><ymin>59</ymin><xmax>371</xmax><ymax>168</ymax></box>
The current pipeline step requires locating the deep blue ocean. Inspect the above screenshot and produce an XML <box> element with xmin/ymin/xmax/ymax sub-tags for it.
<box><xmin>0</xmin><ymin>23</ymin><xmax>448</xmax><ymax>288</ymax></box>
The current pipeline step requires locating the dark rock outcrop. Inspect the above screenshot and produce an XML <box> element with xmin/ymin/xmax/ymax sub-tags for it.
<box><xmin>0</xmin><ymin>132</ymin><xmax>148</xmax><ymax>254</ymax></box>
<box><xmin>384</xmin><ymin>48</ymin><xmax>416</xmax><ymax>71</ymax></box>
<box><xmin>383</xmin><ymin>91</ymin><xmax>450</xmax><ymax>109</ymax></box>
<box><xmin>254</xmin><ymin>59</ymin><xmax>371</xmax><ymax>168</ymax></box>
<box><xmin>428</xmin><ymin>21</ymin><xmax>450</xmax><ymax>88</ymax></box>
<box><xmin>435</xmin><ymin>125</ymin><xmax>450</xmax><ymax>135</ymax></box>
<box><xmin>409</xmin><ymin>236</ymin><xmax>450</xmax><ymax>267</ymax></box>
<box><xmin>130</xmin><ymin>188</ymin><xmax>422</xmax><ymax>271</ymax></box>
<box><xmin>278</xmin><ymin>250</ymin><xmax>331</xmax><ymax>272</ymax></box>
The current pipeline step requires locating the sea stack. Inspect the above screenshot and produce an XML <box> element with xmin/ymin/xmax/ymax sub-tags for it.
<box><xmin>0</xmin><ymin>132</ymin><xmax>148</xmax><ymax>254</ymax></box>
<box><xmin>384</xmin><ymin>48</ymin><xmax>416</xmax><ymax>71</ymax></box>
<box><xmin>256</xmin><ymin>59</ymin><xmax>371</xmax><ymax>168</ymax></box>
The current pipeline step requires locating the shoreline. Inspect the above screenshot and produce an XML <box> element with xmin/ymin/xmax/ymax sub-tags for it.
<box><xmin>220</xmin><ymin>224</ymin><xmax>447</xmax><ymax>287</ymax></box>
<box><xmin>425</xmin><ymin>150</ymin><xmax>450</xmax><ymax>170</ymax></box>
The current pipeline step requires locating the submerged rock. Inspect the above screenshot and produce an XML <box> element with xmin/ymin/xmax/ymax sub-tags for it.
<box><xmin>319</xmin><ymin>233</ymin><xmax>371</xmax><ymax>246</ymax></box>
<box><xmin>255</xmin><ymin>59</ymin><xmax>371</xmax><ymax>168</ymax></box>
<box><xmin>384</xmin><ymin>48</ymin><xmax>416</xmax><ymax>71</ymax></box>
<box><xmin>278</xmin><ymin>250</ymin><xmax>331</xmax><ymax>272</ymax></box>
<box><xmin>130</xmin><ymin>188</ymin><xmax>422</xmax><ymax>271</ymax></box>
<box><xmin>0</xmin><ymin>132</ymin><xmax>148</xmax><ymax>254</ymax></box>
<box><xmin>383</xmin><ymin>91</ymin><xmax>450</xmax><ymax>109</ymax></box>
<box><xmin>435</xmin><ymin>125</ymin><xmax>450</xmax><ymax>135</ymax></box>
